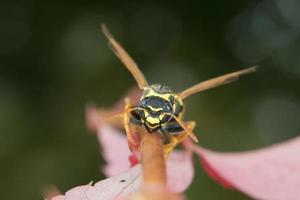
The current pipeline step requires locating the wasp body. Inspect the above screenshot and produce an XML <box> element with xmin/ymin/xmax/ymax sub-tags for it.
<box><xmin>101</xmin><ymin>24</ymin><xmax>256</xmax><ymax>152</ymax></box>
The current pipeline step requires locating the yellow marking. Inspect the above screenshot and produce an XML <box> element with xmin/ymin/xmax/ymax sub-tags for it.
<box><xmin>158</xmin><ymin>114</ymin><xmax>165</xmax><ymax>120</ymax></box>
<box><xmin>176</xmin><ymin>96</ymin><xmax>184</xmax><ymax>106</ymax></box>
<box><xmin>172</xmin><ymin>104</ymin><xmax>177</xmax><ymax>111</ymax></box>
<box><xmin>142</xmin><ymin>86</ymin><xmax>185</xmax><ymax>117</ymax></box>
<box><xmin>149</xmin><ymin>124</ymin><xmax>160</xmax><ymax>129</ymax></box>
<box><xmin>143</xmin><ymin>87</ymin><xmax>176</xmax><ymax>102</ymax></box>
<box><xmin>147</xmin><ymin>106</ymin><xmax>162</xmax><ymax>112</ymax></box>
<box><xmin>146</xmin><ymin>116</ymin><xmax>160</xmax><ymax>125</ymax></box>
<box><xmin>143</xmin><ymin>110</ymin><xmax>149</xmax><ymax>117</ymax></box>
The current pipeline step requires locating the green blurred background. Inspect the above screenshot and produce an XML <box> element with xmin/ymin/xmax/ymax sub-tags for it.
<box><xmin>1</xmin><ymin>0</ymin><xmax>300</xmax><ymax>199</ymax></box>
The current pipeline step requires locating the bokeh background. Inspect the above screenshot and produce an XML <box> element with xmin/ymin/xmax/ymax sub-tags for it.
<box><xmin>1</xmin><ymin>0</ymin><xmax>300</xmax><ymax>199</ymax></box>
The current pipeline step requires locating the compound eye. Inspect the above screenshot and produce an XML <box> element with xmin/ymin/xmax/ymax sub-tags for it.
<box><xmin>140</xmin><ymin>98</ymin><xmax>148</xmax><ymax>107</ymax></box>
<box><xmin>131</xmin><ymin>110</ymin><xmax>142</xmax><ymax>121</ymax></box>
<box><xmin>163</xmin><ymin>104</ymin><xmax>171</xmax><ymax>112</ymax></box>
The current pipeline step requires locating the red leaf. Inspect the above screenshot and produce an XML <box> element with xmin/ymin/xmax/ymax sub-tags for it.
<box><xmin>129</xmin><ymin>154</ymin><xmax>139</xmax><ymax>167</ymax></box>
<box><xmin>194</xmin><ymin>136</ymin><xmax>300</xmax><ymax>200</ymax></box>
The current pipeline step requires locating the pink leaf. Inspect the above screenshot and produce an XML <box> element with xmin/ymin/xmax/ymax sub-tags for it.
<box><xmin>50</xmin><ymin>155</ymin><xmax>193</xmax><ymax>200</ymax></box>
<box><xmin>166</xmin><ymin>151</ymin><xmax>194</xmax><ymax>193</ymax></box>
<box><xmin>51</xmin><ymin>165</ymin><xmax>142</xmax><ymax>200</ymax></box>
<box><xmin>194</xmin><ymin>136</ymin><xmax>300</xmax><ymax>200</ymax></box>
<box><xmin>97</xmin><ymin>124</ymin><xmax>132</xmax><ymax>177</ymax></box>
<box><xmin>85</xmin><ymin>104</ymin><xmax>102</xmax><ymax>132</ymax></box>
<box><xmin>97</xmin><ymin>123</ymin><xmax>194</xmax><ymax>192</ymax></box>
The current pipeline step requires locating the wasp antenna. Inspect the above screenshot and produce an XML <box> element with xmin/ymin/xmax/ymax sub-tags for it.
<box><xmin>179</xmin><ymin>66</ymin><xmax>257</xmax><ymax>99</ymax></box>
<box><xmin>101</xmin><ymin>24</ymin><xmax>112</xmax><ymax>41</ymax></box>
<box><xmin>101</xmin><ymin>24</ymin><xmax>149</xmax><ymax>89</ymax></box>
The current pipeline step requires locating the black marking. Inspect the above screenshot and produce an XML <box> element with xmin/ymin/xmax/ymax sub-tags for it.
<box><xmin>167</xmin><ymin>126</ymin><xmax>184</xmax><ymax>133</ymax></box>
<box><xmin>162</xmin><ymin>120</ymin><xmax>184</xmax><ymax>134</ymax></box>
<box><xmin>130</xmin><ymin>110</ymin><xmax>143</xmax><ymax>125</ymax></box>
<box><xmin>161</xmin><ymin>115</ymin><xmax>171</xmax><ymax>123</ymax></box>
<box><xmin>131</xmin><ymin>110</ymin><xmax>141</xmax><ymax>120</ymax></box>
<box><xmin>168</xmin><ymin>95</ymin><xmax>175</xmax><ymax>105</ymax></box>
<box><xmin>120</xmin><ymin>180</ymin><xmax>126</xmax><ymax>183</ymax></box>
<box><xmin>163</xmin><ymin>103</ymin><xmax>171</xmax><ymax>112</ymax></box>
<box><xmin>144</xmin><ymin>123</ymin><xmax>160</xmax><ymax>133</ymax></box>
<box><xmin>173</xmin><ymin>99</ymin><xmax>183</xmax><ymax>116</ymax></box>
<box><xmin>140</xmin><ymin>96</ymin><xmax>172</xmax><ymax>111</ymax></box>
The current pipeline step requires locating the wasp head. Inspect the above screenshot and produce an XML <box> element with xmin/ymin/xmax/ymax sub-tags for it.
<box><xmin>130</xmin><ymin>84</ymin><xmax>184</xmax><ymax>133</ymax></box>
<box><xmin>131</xmin><ymin>96</ymin><xmax>173</xmax><ymax>132</ymax></box>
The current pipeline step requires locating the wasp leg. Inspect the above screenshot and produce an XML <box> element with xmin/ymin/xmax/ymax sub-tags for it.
<box><xmin>163</xmin><ymin>121</ymin><xmax>196</xmax><ymax>155</ymax></box>
<box><xmin>163</xmin><ymin>134</ymin><xmax>179</xmax><ymax>156</ymax></box>
<box><xmin>124</xmin><ymin>98</ymin><xmax>138</xmax><ymax>146</ymax></box>
<box><xmin>175</xmin><ymin>121</ymin><xmax>196</xmax><ymax>143</ymax></box>
<box><xmin>102</xmin><ymin>110</ymin><xmax>124</xmax><ymax>127</ymax></box>
<box><xmin>170</xmin><ymin>114</ymin><xmax>199</xmax><ymax>143</ymax></box>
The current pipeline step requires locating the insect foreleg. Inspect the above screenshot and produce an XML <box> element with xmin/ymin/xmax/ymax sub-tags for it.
<box><xmin>162</xmin><ymin>121</ymin><xmax>196</xmax><ymax>155</ymax></box>
<box><xmin>124</xmin><ymin>98</ymin><xmax>139</xmax><ymax>146</ymax></box>
<box><xmin>170</xmin><ymin>114</ymin><xmax>199</xmax><ymax>143</ymax></box>
<box><xmin>175</xmin><ymin>121</ymin><xmax>196</xmax><ymax>143</ymax></box>
<box><xmin>163</xmin><ymin>134</ymin><xmax>178</xmax><ymax>156</ymax></box>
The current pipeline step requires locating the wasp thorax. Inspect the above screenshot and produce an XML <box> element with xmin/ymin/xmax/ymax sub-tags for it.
<box><xmin>129</xmin><ymin>84</ymin><xmax>184</xmax><ymax>132</ymax></box>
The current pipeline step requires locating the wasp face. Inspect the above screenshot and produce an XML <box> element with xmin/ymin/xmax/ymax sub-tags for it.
<box><xmin>130</xmin><ymin>84</ymin><xmax>184</xmax><ymax>133</ymax></box>
<box><xmin>131</xmin><ymin>96</ymin><xmax>172</xmax><ymax>132</ymax></box>
<box><xmin>141</xmin><ymin>96</ymin><xmax>174</xmax><ymax>132</ymax></box>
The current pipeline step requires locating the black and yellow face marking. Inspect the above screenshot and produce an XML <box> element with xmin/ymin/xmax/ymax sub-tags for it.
<box><xmin>131</xmin><ymin>84</ymin><xmax>184</xmax><ymax>133</ymax></box>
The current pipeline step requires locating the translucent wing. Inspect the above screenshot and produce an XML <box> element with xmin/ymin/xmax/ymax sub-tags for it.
<box><xmin>102</xmin><ymin>24</ymin><xmax>149</xmax><ymax>89</ymax></box>
<box><xmin>179</xmin><ymin>66</ymin><xmax>257</xmax><ymax>99</ymax></box>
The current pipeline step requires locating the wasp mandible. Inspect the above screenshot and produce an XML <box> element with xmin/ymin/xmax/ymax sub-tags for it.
<box><xmin>101</xmin><ymin>25</ymin><xmax>256</xmax><ymax>154</ymax></box>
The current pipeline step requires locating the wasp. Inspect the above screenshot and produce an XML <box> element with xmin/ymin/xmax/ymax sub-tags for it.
<box><xmin>101</xmin><ymin>25</ymin><xmax>256</xmax><ymax>153</ymax></box>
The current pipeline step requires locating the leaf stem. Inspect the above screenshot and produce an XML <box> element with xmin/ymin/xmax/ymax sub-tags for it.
<box><xmin>131</xmin><ymin>131</ymin><xmax>183</xmax><ymax>200</ymax></box>
<box><xmin>141</xmin><ymin>133</ymin><xmax>166</xmax><ymax>188</ymax></box>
